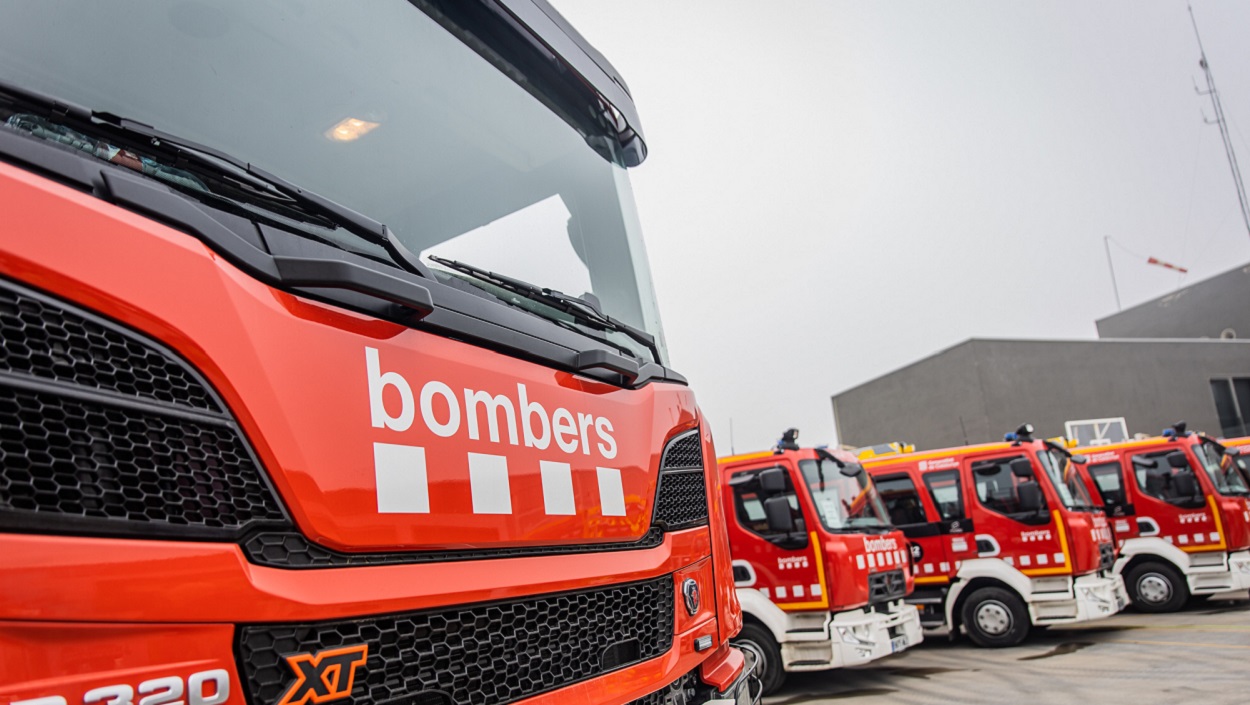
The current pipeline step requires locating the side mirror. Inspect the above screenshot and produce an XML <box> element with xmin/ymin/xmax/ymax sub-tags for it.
<box><xmin>1009</xmin><ymin>458</ymin><xmax>1035</xmax><ymax>478</ymax></box>
<box><xmin>1166</xmin><ymin>451</ymin><xmax>1190</xmax><ymax>470</ymax></box>
<box><xmin>839</xmin><ymin>462</ymin><xmax>865</xmax><ymax>478</ymax></box>
<box><xmin>1070</xmin><ymin>454</ymin><xmax>1088</xmax><ymax>465</ymax></box>
<box><xmin>1225</xmin><ymin>446</ymin><xmax>1243</xmax><ymax>458</ymax></box>
<box><xmin>758</xmin><ymin>468</ymin><xmax>788</xmax><ymax>494</ymax></box>
<box><xmin>763</xmin><ymin>496</ymin><xmax>795</xmax><ymax>533</ymax></box>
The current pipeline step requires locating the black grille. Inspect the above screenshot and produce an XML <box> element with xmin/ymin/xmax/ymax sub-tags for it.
<box><xmin>1099</xmin><ymin>543</ymin><xmax>1115</xmax><ymax>572</ymax></box>
<box><xmin>628</xmin><ymin>673</ymin><xmax>698</xmax><ymax>705</ymax></box>
<box><xmin>652</xmin><ymin>429</ymin><xmax>708</xmax><ymax>530</ymax></box>
<box><xmin>243</xmin><ymin>527</ymin><xmax>664</xmax><ymax>568</ymax></box>
<box><xmin>237</xmin><ymin>576</ymin><xmax>675</xmax><ymax>705</ymax></box>
<box><xmin>661</xmin><ymin>431</ymin><xmax>703</xmax><ymax>470</ymax></box>
<box><xmin>0</xmin><ymin>278</ymin><xmax>288</xmax><ymax>539</ymax></box>
<box><xmin>0</xmin><ymin>282</ymin><xmax>219</xmax><ymax>411</ymax></box>
<box><xmin>868</xmin><ymin>569</ymin><xmax>906</xmax><ymax>603</ymax></box>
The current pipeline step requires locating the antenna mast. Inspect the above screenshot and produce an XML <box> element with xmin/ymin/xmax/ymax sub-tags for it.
<box><xmin>1190</xmin><ymin>4</ymin><xmax>1250</xmax><ymax>241</ymax></box>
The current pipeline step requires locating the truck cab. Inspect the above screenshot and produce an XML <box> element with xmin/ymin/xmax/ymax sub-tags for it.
<box><xmin>864</xmin><ymin>424</ymin><xmax>1127</xmax><ymax>647</ymax></box>
<box><xmin>719</xmin><ymin>431</ymin><xmax>923</xmax><ymax>695</ymax></box>
<box><xmin>1075</xmin><ymin>423</ymin><xmax>1250</xmax><ymax>611</ymax></box>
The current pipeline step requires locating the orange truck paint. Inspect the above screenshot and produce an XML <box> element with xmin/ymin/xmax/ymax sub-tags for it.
<box><xmin>0</xmin><ymin>4</ymin><xmax>752</xmax><ymax>704</ymax></box>
<box><xmin>863</xmin><ymin>435</ymin><xmax>1127</xmax><ymax>646</ymax></box>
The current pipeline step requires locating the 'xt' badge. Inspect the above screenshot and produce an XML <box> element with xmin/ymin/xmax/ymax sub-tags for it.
<box><xmin>277</xmin><ymin>644</ymin><xmax>369</xmax><ymax>705</ymax></box>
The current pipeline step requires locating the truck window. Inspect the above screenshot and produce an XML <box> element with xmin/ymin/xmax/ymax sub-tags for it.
<box><xmin>923</xmin><ymin>470</ymin><xmax>966</xmax><ymax>522</ymax></box>
<box><xmin>1195</xmin><ymin>441</ymin><xmax>1250</xmax><ymax>497</ymax></box>
<box><xmin>1130</xmin><ymin>451</ymin><xmax>1205</xmax><ymax>508</ymax></box>
<box><xmin>731</xmin><ymin>468</ymin><xmax>805</xmax><ymax>540</ymax></box>
<box><xmin>797</xmin><ymin>458</ymin><xmax>891</xmax><ymax>531</ymax></box>
<box><xmin>971</xmin><ymin>456</ymin><xmax>1049</xmax><ymax>525</ymax></box>
<box><xmin>1087</xmin><ymin>462</ymin><xmax>1126</xmax><ymax>506</ymax></box>
<box><xmin>874</xmin><ymin>474</ymin><xmax>928</xmax><ymax>526</ymax></box>
<box><xmin>1036</xmin><ymin>449</ymin><xmax>1095</xmax><ymax>510</ymax></box>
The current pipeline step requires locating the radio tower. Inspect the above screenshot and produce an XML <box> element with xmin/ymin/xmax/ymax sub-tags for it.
<box><xmin>1190</xmin><ymin>4</ymin><xmax>1250</xmax><ymax>241</ymax></box>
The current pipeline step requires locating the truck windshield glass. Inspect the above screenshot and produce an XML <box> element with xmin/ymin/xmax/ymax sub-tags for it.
<box><xmin>1196</xmin><ymin>442</ymin><xmax>1249</xmax><ymax>496</ymax></box>
<box><xmin>797</xmin><ymin>459</ymin><xmax>890</xmax><ymax>531</ymax></box>
<box><xmin>0</xmin><ymin>1</ymin><xmax>668</xmax><ymax>363</ymax></box>
<box><xmin>1036</xmin><ymin>449</ymin><xmax>1095</xmax><ymax>510</ymax></box>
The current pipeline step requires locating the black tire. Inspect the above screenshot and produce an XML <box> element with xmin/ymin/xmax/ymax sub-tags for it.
<box><xmin>960</xmin><ymin>586</ymin><xmax>1030</xmax><ymax>648</ymax></box>
<box><xmin>732</xmin><ymin>622</ymin><xmax>786</xmax><ymax>696</ymax></box>
<box><xmin>1126</xmin><ymin>561</ymin><xmax>1188</xmax><ymax>613</ymax></box>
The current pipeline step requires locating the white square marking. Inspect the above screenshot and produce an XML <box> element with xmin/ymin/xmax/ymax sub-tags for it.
<box><xmin>811</xmin><ymin>584</ymin><xmax>822</xmax><ymax>597</ymax></box>
<box><xmin>1020</xmin><ymin>555</ymin><xmax>1031</xmax><ymax>567</ymax></box>
<box><xmin>794</xmin><ymin>585</ymin><xmax>805</xmax><ymax>597</ymax></box>
<box><xmin>1178</xmin><ymin>534</ymin><xmax>1189</xmax><ymax>545</ymax></box>
<box><xmin>468</xmin><ymin>453</ymin><xmax>512</xmax><ymax>514</ymax></box>
<box><xmin>596</xmin><ymin>467</ymin><xmax>626</xmax><ymax>516</ymax></box>
<box><xmin>856</xmin><ymin>555</ymin><xmax>866</xmax><ymax>570</ymax></box>
<box><xmin>1005</xmin><ymin>556</ymin><xmax>1015</xmax><ymax>566</ymax></box>
<box><xmin>374</xmin><ymin>443</ymin><xmax>428</xmax><ymax>513</ymax></box>
<box><xmin>884</xmin><ymin>551</ymin><xmax>894</xmax><ymax>566</ymax></box>
<box><xmin>1192</xmin><ymin>533</ymin><xmax>1203</xmax><ymax>544</ymax></box>
<box><xmin>1038</xmin><ymin>554</ymin><xmax>1049</xmax><ymax>565</ymax></box>
<box><xmin>1210</xmin><ymin>532</ymin><xmax>1221</xmax><ymax>542</ymax></box>
<box><xmin>1053</xmin><ymin>553</ymin><xmax>1065</xmax><ymax>563</ymax></box>
<box><xmin>776</xmin><ymin>586</ymin><xmax>787</xmax><ymax>599</ymax></box>
<box><xmin>760</xmin><ymin>587</ymin><xmax>770</xmax><ymax>598</ymax></box>
<box><xmin>939</xmin><ymin>561</ymin><xmax>950</xmax><ymax>572</ymax></box>
<box><xmin>868</xmin><ymin>553</ymin><xmax>876</xmax><ymax>569</ymax></box>
<box><xmin>924</xmin><ymin>564</ymin><xmax>934</xmax><ymax>574</ymax></box>
<box><xmin>539</xmin><ymin>461</ymin><xmax>576</xmax><ymax>515</ymax></box>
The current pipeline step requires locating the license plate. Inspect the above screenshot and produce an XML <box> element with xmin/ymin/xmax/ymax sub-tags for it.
<box><xmin>890</xmin><ymin>635</ymin><xmax>909</xmax><ymax>653</ymax></box>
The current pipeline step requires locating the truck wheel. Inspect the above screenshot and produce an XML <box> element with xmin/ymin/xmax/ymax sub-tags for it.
<box><xmin>960</xmin><ymin>586</ymin><xmax>1030</xmax><ymax>647</ymax></box>
<box><xmin>732</xmin><ymin>622</ymin><xmax>785</xmax><ymax>696</ymax></box>
<box><xmin>1126</xmin><ymin>561</ymin><xmax>1188</xmax><ymax>613</ymax></box>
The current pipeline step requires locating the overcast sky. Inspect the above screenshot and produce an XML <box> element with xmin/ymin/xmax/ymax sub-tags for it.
<box><xmin>552</xmin><ymin>1</ymin><xmax>1250</xmax><ymax>454</ymax></box>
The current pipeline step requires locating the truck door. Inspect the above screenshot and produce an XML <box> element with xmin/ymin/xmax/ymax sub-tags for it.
<box><xmin>967</xmin><ymin>454</ymin><xmax>1067</xmax><ymax>574</ymax></box>
<box><xmin>1128</xmin><ymin>449</ymin><xmax>1220</xmax><ymax>549</ymax></box>
<box><xmin>728</xmin><ymin>465</ymin><xmax>825</xmax><ymax>608</ymax></box>
<box><xmin>875</xmin><ymin>472</ymin><xmax>949</xmax><ymax>582</ymax></box>
<box><xmin>1086</xmin><ymin>459</ymin><xmax>1139</xmax><ymax>544</ymax></box>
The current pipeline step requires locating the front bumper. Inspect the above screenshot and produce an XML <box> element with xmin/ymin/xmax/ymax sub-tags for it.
<box><xmin>1188</xmin><ymin>549</ymin><xmax>1250</xmax><ymax>594</ymax></box>
<box><xmin>1030</xmin><ymin>573</ymin><xmax>1127</xmax><ymax>624</ymax></box>
<box><xmin>782</xmin><ymin>601</ymin><xmax>923</xmax><ymax>671</ymax></box>
<box><xmin>701</xmin><ymin>648</ymin><xmax>760</xmax><ymax>705</ymax></box>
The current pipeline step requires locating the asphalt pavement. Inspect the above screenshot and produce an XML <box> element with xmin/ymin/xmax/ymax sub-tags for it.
<box><xmin>765</xmin><ymin>594</ymin><xmax>1250</xmax><ymax>705</ymax></box>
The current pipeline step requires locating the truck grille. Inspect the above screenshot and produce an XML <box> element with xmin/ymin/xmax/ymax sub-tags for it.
<box><xmin>237</xmin><ymin>576</ymin><xmax>675</xmax><ymax>705</ymax></box>
<box><xmin>868</xmin><ymin>569</ymin><xmax>906</xmax><ymax>604</ymax></box>
<box><xmin>652</xmin><ymin>429</ymin><xmax>708</xmax><ymax>529</ymax></box>
<box><xmin>0</xmin><ymin>279</ymin><xmax>287</xmax><ymax>538</ymax></box>
<box><xmin>628</xmin><ymin>673</ymin><xmax>698</xmax><ymax>705</ymax></box>
<box><xmin>1099</xmin><ymin>543</ymin><xmax>1116</xmax><ymax>572</ymax></box>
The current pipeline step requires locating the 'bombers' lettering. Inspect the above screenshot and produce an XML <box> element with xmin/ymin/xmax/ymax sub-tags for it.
<box><xmin>366</xmin><ymin>347</ymin><xmax>618</xmax><ymax>460</ymax></box>
<box><xmin>864</xmin><ymin>537</ymin><xmax>899</xmax><ymax>552</ymax></box>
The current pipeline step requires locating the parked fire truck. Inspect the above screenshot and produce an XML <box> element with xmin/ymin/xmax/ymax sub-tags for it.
<box><xmin>718</xmin><ymin>430</ymin><xmax>922</xmax><ymax>695</ymax></box>
<box><xmin>863</xmin><ymin>424</ymin><xmax>1127</xmax><ymax>647</ymax></box>
<box><xmin>1074</xmin><ymin>423</ymin><xmax>1250</xmax><ymax>612</ymax></box>
<box><xmin>0</xmin><ymin>3</ymin><xmax>755</xmax><ymax>704</ymax></box>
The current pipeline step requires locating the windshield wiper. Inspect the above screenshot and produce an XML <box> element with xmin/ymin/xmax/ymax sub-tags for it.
<box><xmin>0</xmin><ymin>78</ymin><xmax>429</xmax><ymax>279</ymax></box>
<box><xmin>427</xmin><ymin>255</ymin><xmax>660</xmax><ymax>362</ymax></box>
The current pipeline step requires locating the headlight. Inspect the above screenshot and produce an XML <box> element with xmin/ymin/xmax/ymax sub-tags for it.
<box><xmin>836</xmin><ymin>624</ymin><xmax>875</xmax><ymax>646</ymax></box>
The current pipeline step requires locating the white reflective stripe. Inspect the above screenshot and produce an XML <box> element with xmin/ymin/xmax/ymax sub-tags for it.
<box><xmin>811</xmin><ymin>584</ymin><xmax>822</xmax><ymax>597</ymax></box>
<box><xmin>857</xmin><ymin>555</ymin><xmax>867</xmax><ymax>570</ymax></box>
<box><xmin>468</xmin><ymin>452</ymin><xmax>512</xmax><ymax>514</ymax></box>
<box><xmin>794</xmin><ymin>585</ymin><xmax>805</xmax><ymax>597</ymax></box>
<box><xmin>374</xmin><ymin>443</ymin><xmax>429</xmax><ymax>513</ymax></box>
<box><xmin>539</xmin><ymin>461</ymin><xmax>576</xmax><ymax>515</ymax></box>
<box><xmin>596</xmin><ymin>467</ymin><xmax>626</xmax><ymax>516</ymax></box>
<box><xmin>884</xmin><ymin>551</ymin><xmax>894</xmax><ymax>566</ymax></box>
<box><xmin>868</xmin><ymin>553</ymin><xmax>877</xmax><ymax>569</ymax></box>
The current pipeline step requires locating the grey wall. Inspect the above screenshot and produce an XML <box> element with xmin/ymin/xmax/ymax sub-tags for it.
<box><xmin>1096</xmin><ymin>263</ymin><xmax>1250</xmax><ymax>340</ymax></box>
<box><xmin>832</xmin><ymin>338</ymin><xmax>1250</xmax><ymax>450</ymax></box>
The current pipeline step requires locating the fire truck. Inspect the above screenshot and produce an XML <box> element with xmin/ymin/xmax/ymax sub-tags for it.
<box><xmin>863</xmin><ymin>424</ymin><xmax>1127</xmax><ymax>647</ymax></box>
<box><xmin>1074</xmin><ymin>423</ymin><xmax>1250</xmax><ymax>612</ymax></box>
<box><xmin>718</xmin><ymin>430</ymin><xmax>923</xmax><ymax>695</ymax></box>
<box><xmin>0</xmin><ymin>3</ymin><xmax>756</xmax><ymax>704</ymax></box>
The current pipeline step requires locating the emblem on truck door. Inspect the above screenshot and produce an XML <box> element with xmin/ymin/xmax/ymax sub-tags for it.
<box><xmin>277</xmin><ymin>644</ymin><xmax>369</xmax><ymax>705</ymax></box>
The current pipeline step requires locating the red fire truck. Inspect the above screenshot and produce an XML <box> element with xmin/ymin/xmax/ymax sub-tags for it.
<box><xmin>863</xmin><ymin>425</ymin><xmax>1127</xmax><ymax>647</ymax></box>
<box><xmin>0</xmin><ymin>3</ymin><xmax>755</xmax><ymax>704</ymax></box>
<box><xmin>1075</xmin><ymin>423</ymin><xmax>1250</xmax><ymax>612</ymax></box>
<box><xmin>718</xmin><ymin>431</ymin><xmax>922</xmax><ymax>695</ymax></box>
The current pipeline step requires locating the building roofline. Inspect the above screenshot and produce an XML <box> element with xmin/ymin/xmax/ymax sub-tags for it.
<box><xmin>1094</xmin><ymin>261</ymin><xmax>1250</xmax><ymax>326</ymax></box>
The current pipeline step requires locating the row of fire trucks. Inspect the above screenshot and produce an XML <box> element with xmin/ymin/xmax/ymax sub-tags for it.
<box><xmin>716</xmin><ymin>422</ymin><xmax>1250</xmax><ymax>694</ymax></box>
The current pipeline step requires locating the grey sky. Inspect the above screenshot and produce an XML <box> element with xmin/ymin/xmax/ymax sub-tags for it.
<box><xmin>552</xmin><ymin>1</ymin><xmax>1250</xmax><ymax>455</ymax></box>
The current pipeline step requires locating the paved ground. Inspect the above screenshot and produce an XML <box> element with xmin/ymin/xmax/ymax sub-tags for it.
<box><xmin>765</xmin><ymin>594</ymin><xmax>1250</xmax><ymax>705</ymax></box>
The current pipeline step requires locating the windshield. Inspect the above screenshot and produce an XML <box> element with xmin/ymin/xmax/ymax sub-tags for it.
<box><xmin>1197</xmin><ymin>442</ymin><xmax>1249</xmax><ymax>496</ymax></box>
<box><xmin>0</xmin><ymin>1</ymin><xmax>668</xmax><ymax>363</ymax></box>
<box><xmin>1036</xmin><ymin>449</ymin><xmax>1095</xmax><ymax>510</ymax></box>
<box><xmin>797</xmin><ymin>458</ymin><xmax>891</xmax><ymax>531</ymax></box>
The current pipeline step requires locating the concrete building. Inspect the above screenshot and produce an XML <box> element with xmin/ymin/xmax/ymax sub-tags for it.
<box><xmin>1096</xmin><ymin>262</ymin><xmax>1250</xmax><ymax>340</ymax></box>
<box><xmin>831</xmin><ymin>338</ymin><xmax>1250</xmax><ymax>451</ymax></box>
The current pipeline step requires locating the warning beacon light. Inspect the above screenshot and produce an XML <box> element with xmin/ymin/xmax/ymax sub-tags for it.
<box><xmin>775</xmin><ymin>428</ymin><xmax>800</xmax><ymax>452</ymax></box>
<box><xmin>1005</xmin><ymin>423</ymin><xmax>1035</xmax><ymax>444</ymax></box>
